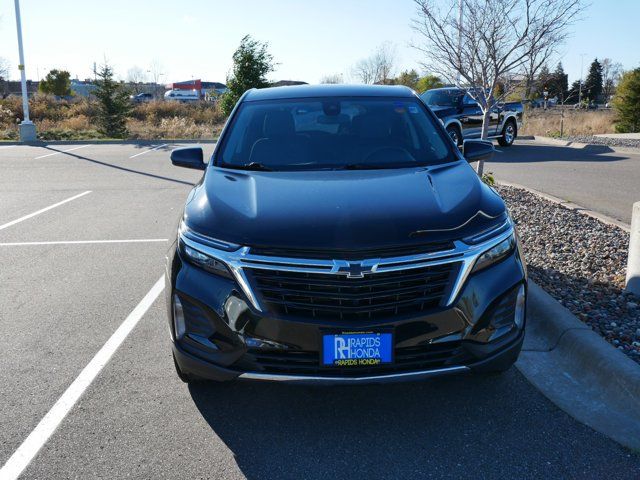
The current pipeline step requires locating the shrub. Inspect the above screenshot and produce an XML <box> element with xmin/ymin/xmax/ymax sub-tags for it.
<box><xmin>613</xmin><ymin>68</ymin><xmax>640</xmax><ymax>133</ymax></box>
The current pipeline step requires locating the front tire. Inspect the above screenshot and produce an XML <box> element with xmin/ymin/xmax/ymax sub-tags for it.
<box><xmin>446</xmin><ymin>125</ymin><xmax>462</xmax><ymax>147</ymax></box>
<box><xmin>497</xmin><ymin>119</ymin><xmax>517</xmax><ymax>147</ymax></box>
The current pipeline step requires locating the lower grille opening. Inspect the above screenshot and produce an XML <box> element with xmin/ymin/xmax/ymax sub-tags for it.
<box><xmin>241</xmin><ymin>341</ymin><xmax>470</xmax><ymax>377</ymax></box>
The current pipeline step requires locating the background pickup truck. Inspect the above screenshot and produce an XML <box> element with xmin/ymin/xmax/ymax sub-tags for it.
<box><xmin>421</xmin><ymin>87</ymin><xmax>523</xmax><ymax>147</ymax></box>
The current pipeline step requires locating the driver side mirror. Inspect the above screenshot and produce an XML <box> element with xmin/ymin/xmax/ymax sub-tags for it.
<box><xmin>170</xmin><ymin>147</ymin><xmax>205</xmax><ymax>170</ymax></box>
<box><xmin>463</xmin><ymin>140</ymin><xmax>494</xmax><ymax>163</ymax></box>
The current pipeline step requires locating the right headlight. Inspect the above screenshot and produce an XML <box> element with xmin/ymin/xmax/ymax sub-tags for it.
<box><xmin>178</xmin><ymin>240</ymin><xmax>233</xmax><ymax>278</ymax></box>
<box><xmin>471</xmin><ymin>233</ymin><xmax>516</xmax><ymax>273</ymax></box>
<box><xmin>178</xmin><ymin>221</ymin><xmax>237</xmax><ymax>279</ymax></box>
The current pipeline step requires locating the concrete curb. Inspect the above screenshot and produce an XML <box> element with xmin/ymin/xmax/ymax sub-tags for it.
<box><xmin>517</xmin><ymin>282</ymin><xmax>640</xmax><ymax>451</ymax></box>
<box><xmin>0</xmin><ymin>139</ymin><xmax>218</xmax><ymax>146</ymax></box>
<box><xmin>497</xmin><ymin>180</ymin><xmax>631</xmax><ymax>233</ymax></box>
<box><xmin>531</xmin><ymin>135</ymin><xmax>640</xmax><ymax>156</ymax></box>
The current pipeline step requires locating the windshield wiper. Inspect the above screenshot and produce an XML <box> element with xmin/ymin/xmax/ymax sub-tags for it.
<box><xmin>220</xmin><ymin>162</ymin><xmax>273</xmax><ymax>171</ymax></box>
<box><xmin>342</xmin><ymin>164</ymin><xmax>392</xmax><ymax>170</ymax></box>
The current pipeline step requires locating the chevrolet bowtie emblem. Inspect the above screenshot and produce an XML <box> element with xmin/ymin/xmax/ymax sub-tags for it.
<box><xmin>333</xmin><ymin>261</ymin><xmax>377</xmax><ymax>278</ymax></box>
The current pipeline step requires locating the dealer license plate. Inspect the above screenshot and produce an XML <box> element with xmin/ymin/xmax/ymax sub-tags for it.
<box><xmin>322</xmin><ymin>332</ymin><xmax>393</xmax><ymax>367</ymax></box>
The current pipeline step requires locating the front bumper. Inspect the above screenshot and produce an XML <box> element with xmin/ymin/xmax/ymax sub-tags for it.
<box><xmin>166</xmin><ymin>238</ymin><xmax>527</xmax><ymax>384</ymax></box>
<box><xmin>172</xmin><ymin>328</ymin><xmax>524</xmax><ymax>385</ymax></box>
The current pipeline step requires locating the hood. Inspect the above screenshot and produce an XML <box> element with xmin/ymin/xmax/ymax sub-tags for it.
<box><xmin>183</xmin><ymin>162</ymin><xmax>506</xmax><ymax>251</ymax></box>
<box><xmin>427</xmin><ymin>105</ymin><xmax>458</xmax><ymax>118</ymax></box>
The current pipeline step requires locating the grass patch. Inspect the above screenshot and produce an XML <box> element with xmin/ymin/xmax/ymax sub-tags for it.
<box><xmin>0</xmin><ymin>94</ymin><xmax>225</xmax><ymax>140</ymax></box>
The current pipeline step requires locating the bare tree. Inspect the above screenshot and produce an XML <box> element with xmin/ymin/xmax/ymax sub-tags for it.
<box><xmin>0</xmin><ymin>58</ymin><xmax>9</xmax><ymax>97</ymax></box>
<box><xmin>601</xmin><ymin>58</ymin><xmax>623</xmax><ymax>101</ymax></box>
<box><xmin>126</xmin><ymin>66</ymin><xmax>147</xmax><ymax>93</ymax></box>
<box><xmin>320</xmin><ymin>73</ymin><xmax>344</xmax><ymax>84</ymax></box>
<box><xmin>522</xmin><ymin>44</ymin><xmax>556</xmax><ymax>100</ymax></box>
<box><xmin>148</xmin><ymin>59</ymin><xmax>165</xmax><ymax>98</ymax></box>
<box><xmin>0</xmin><ymin>57</ymin><xmax>9</xmax><ymax>80</ymax></box>
<box><xmin>352</xmin><ymin>42</ymin><xmax>397</xmax><ymax>84</ymax></box>
<box><xmin>412</xmin><ymin>0</ymin><xmax>585</xmax><ymax>174</ymax></box>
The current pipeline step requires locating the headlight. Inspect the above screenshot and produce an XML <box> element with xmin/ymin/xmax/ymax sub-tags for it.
<box><xmin>471</xmin><ymin>233</ymin><xmax>516</xmax><ymax>273</ymax></box>
<box><xmin>178</xmin><ymin>222</ymin><xmax>237</xmax><ymax>278</ymax></box>
<box><xmin>178</xmin><ymin>239</ymin><xmax>233</xmax><ymax>278</ymax></box>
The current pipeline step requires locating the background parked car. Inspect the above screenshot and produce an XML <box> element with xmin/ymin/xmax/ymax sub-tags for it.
<box><xmin>130</xmin><ymin>93</ymin><xmax>154</xmax><ymax>104</ymax></box>
<box><xmin>164</xmin><ymin>89</ymin><xmax>200</xmax><ymax>103</ymax></box>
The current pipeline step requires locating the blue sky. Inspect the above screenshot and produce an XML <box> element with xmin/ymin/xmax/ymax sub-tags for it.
<box><xmin>0</xmin><ymin>0</ymin><xmax>638</xmax><ymax>85</ymax></box>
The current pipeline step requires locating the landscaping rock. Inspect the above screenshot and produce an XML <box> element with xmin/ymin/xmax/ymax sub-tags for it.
<box><xmin>496</xmin><ymin>185</ymin><xmax>640</xmax><ymax>365</ymax></box>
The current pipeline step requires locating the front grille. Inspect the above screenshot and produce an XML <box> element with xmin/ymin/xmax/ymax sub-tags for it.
<box><xmin>248</xmin><ymin>263</ymin><xmax>460</xmax><ymax>321</ymax></box>
<box><xmin>241</xmin><ymin>341</ymin><xmax>469</xmax><ymax>376</ymax></box>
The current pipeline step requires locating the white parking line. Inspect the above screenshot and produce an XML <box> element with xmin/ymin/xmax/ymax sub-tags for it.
<box><xmin>0</xmin><ymin>276</ymin><xmax>165</xmax><ymax>480</ymax></box>
<box><xmin>34</xmin><ymin>145</ymin><xmax>92</xmax><ymax>159</ymax></box>
<box><xmin>129</xmin><ymin>143</ymin><xmax>169</xmax><ymax>159</ymax></box>
<box><xmin>0</xmin><ymin>239</ymin><xmax>167</xmax><ymax>246</ymax></box>
<box><xmin>0</xmin><ymin>145</ymin><xmax>17</xmax><ymax>149</ymax></box>
<box><xmin>0</xmin><ymin>191</ymin><xmax>92</xmax><ymax>232</ymax></box>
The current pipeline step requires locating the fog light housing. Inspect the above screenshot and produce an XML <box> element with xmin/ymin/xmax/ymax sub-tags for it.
<box><xmin>514</xmin><ymin>284</ymin><xmax>526</xmax><ymax>329</ymax></box>
<box><xmin>173</xmin><ymin>294</ymin><xmax>186</xmax><ymax>340</ymax></box>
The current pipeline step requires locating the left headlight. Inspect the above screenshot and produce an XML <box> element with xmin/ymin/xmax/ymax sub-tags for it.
<box><xmin>471</xmin><ymin>233</ymin><xmax>516</xmax><ymax>273</ymax></box>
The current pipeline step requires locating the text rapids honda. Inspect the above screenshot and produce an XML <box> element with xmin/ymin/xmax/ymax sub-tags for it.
<box><xmin>166</xmin><ymin>85</ymin><xmax>527</xmax><ymax>384</ymax></box>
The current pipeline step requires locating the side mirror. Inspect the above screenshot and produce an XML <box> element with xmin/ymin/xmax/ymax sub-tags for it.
<box><xmin>170</xmin><ymin>147</ymin><xmax>205</xmax><ymax>170</ymax></box>
<box><xmin>463</xmin><ymin>139</ymin><xmax>494</xmax><ymax>163</ymax></box>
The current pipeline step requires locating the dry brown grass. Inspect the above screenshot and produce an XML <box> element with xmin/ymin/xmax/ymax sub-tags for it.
<box><xmin>0</xmin><ymin>95</ymin><xmax>225</xmax><ymax>140</ymax></box>
<box><xmin>522</xmin><ymin>109</ymin><xmax>616</xmax><ymax>137</ymax></box>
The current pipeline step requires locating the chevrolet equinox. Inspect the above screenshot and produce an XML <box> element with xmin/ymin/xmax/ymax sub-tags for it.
<box><xmin>166</xmin><ymin>84</ymin><xmax>527</xmax><ymax>384</ymax></box>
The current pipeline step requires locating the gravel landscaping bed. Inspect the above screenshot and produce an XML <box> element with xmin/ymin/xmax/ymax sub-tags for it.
<box><xmin>562</xmin><ymin>135</ymin><xmax>640</xmax><ymax>150</ymax></box>
<box><xmin>496</xmin><ymin>185</ymin><xmax>640</xmax><ymax>363</ymax></box>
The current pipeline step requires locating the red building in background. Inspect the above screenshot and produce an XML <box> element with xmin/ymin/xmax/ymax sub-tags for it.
<box><xmin>165</xmin><ymin>79</ymin><xmax>202</xmax><ymax>92</ymax></box>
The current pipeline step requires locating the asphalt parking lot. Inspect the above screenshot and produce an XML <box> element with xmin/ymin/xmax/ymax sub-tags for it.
<box><xmin>1</xmin><ymin>143</ymin><xmax>639</xmax><ymax>479</ymax></box>
<box><xmin>487</xmin><ymin>140</ymin><xmax>640</xmax><ymax>224</ymax></box>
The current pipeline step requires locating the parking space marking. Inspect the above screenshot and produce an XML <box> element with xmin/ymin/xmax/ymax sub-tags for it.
<box><xmin>34</xmin><ymin>145</ymin><xmax>92</xmax><ymax>159</ymax></box>
<box><xmin>129</xmin><ymin>144</ymin><xmax>169</xmax><ymax>159</ymax></box>
<box><xmin>0</xmin><ymin>239</ymin><xmax>167</xmax><ymax>246</ymax></box>
<box><xmin>0</xmin><ymin>191</ymin><xmax>92</xmax><ymax>231</ymax></box>
<box><xmin>0</xmin><ymin>275</ymin><xmax>165</xmax><ymax>480</ymax></box>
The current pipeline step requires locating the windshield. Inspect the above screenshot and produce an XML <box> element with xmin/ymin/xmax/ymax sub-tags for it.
<box><xmin>217</xmin><ymin>97</ymin><xmax>453</xmax><ymax>171</ymax></box>
<box><xmin>421</xmin><ymin>90</ymin><xmax>463</xmax><ymax>107</ymax></box>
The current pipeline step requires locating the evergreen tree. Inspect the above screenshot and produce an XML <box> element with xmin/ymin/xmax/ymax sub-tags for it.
<box><xmin>220</xmin><ymin>35</ymin><xmax>275</xmax><ymax>116</ymax></box>
<box><xmin>567</xmin><ymin>80</ymin><xmax>582</xmax><ymax>104</ymax></box>
<box><xmin>94</xmin><ymin>64</ymin><xmax>133</xmax><ymax>138</ymax></box>
<box><xmin>536</xmin><ymin>64</ymin><xmax>552</xmax><ymax>97</ymax></box>
<box><xmin>584</xmin><ymin>58</ymin><xmax>604</xmax><ymax>101</ymax></box>
<box><xmin>613</xmin><ymin>68</ymin><xmax>640</xmax><ymax>133</ymax></box>
<box><xmin>551</xmin><ymin>62</ymin><xmax>569</xmax><ymax>101</ymax></box>
<box><xmin>38</xmin><ymin>69</ymin><xmax>71</xmax><ymax>96</ymax></box>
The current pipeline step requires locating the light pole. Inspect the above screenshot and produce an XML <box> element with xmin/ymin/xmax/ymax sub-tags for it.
<box><xmin>578</xmin><ymin>53</ymin><xmax>587</xmax><ymax>106</ymax></box>
<box><xmin>13</xmin><ymin>0</ymin><xmax>36</xmax><ymax>142</ymax></box>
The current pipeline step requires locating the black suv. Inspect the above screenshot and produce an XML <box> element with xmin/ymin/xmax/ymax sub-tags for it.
<box><xmin>166</xmin><ymin>85</ymin><xmax>527</xmax><ymax>384</ymax></box>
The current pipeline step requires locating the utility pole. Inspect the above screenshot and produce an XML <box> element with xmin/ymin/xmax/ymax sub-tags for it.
<box><xmin>578</xmin><ymin>53</ymin><xmax>587</xmax><ymax>106</ymax></box>
<box><xmin>14</xmin><ymin>0</ymin><xmax>36</xmax><ymax>141</ymax></box>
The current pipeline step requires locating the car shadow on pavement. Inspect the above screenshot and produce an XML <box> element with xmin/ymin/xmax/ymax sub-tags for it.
<box><xmin>491</xmin><ymin>144</ymin><xmax>629</xmax><ymax>163</ymax></box>
<box><xmin>188</xmin><ymin>370</ymin><xmax>637</xmax><ymax>479</ymax></box>
<box><xmin>37</xmin><ymin>146</ymin><xmax>196</xmax><ymax>186</ymax></box>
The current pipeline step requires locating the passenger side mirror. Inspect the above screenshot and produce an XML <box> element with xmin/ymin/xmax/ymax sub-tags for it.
<box><xmin>463</xmin><ymin>140</ymin><xmax>494</xmax><ymax>163</ymax></box>
<box><xmin>170</xmin><ymin>147</ymin><xmax>205</xmax><ymax>170</ymax></box>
